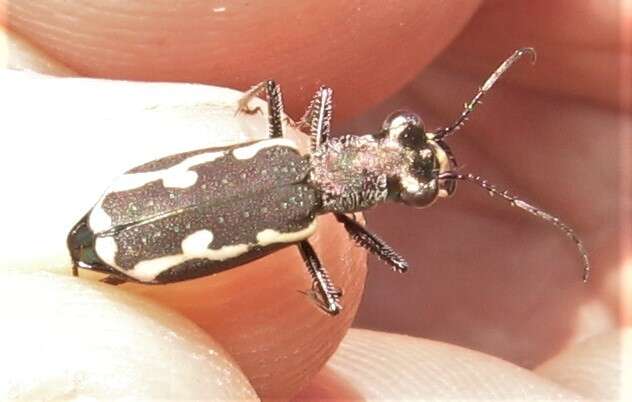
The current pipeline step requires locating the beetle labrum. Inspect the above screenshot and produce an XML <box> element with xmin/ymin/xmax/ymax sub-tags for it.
<box><xmin>68</xmin><ymin>48</ymin><xmax>590</xmax><ymax>315</ymax></box>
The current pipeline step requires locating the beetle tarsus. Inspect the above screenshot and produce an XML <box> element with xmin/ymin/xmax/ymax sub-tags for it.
<box><xmin>237</xmin><ymin>80</ymin><xmax>285</xmax><ymax>138</ymax></box>
<box><xmin>100</xmin><ymin>275</ymin><xmax>128</xmax><ymax>286</ymax></box>
<box><xmin>236</xmin><ymin>82</ymin><xmax>266</xmax><ymax>115</ymax></box>
<box><xmin>298</xmin><ymin>240</ymin><xmax>343</xmax><ymax>315</ymax></box>
<box><xmin>335</xmin><ymin>213</ymin><xmax>409</xmax><ymax>273</ymax></box>
<box><xmin>236</xmin><ymin>104</ymin><xmax>262</xmax><ymax>116</ymax></box>
<box><xmin>433</xmin><ymin>47</ymin><xmax>536</xmax><ymax>139</ymax></box>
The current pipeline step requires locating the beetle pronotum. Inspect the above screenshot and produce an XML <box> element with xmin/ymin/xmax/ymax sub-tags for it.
<box><xmin>68</xmin><ymin>48</ymin><xmax>590</xmax><ymax>315</ymax></box>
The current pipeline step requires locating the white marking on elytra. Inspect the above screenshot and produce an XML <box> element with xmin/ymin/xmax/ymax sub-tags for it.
<box><xmin>89</xmin><ymin>140</ymin><xmax>299</xmax><ymax>234</ymax></box>
<box><xmin>181</xmin><ymin>229</ymin><xmax>215</xmax><ymax>255</ymax></box>
<box><xmin>232</xmin><ymin>138</ymin><xmax>298</xmax><ymax>160</ymax></box>
<box><xmin>102</xmin><ymin>219</ymin><xmax>318</xmax><ymax>282</ymax></box>
<box><xmin>89</xmin><ymin>205</ymin><xmax>113</xmax><ymax>234</ymax></box>
<box><xmin>94</xmin><ymin>236</ymin><xmax>119</xmax><ymax>270</ymax></box>
<box><xmin>129</xmin><ymin>243</ymin><xmax>249</xmax><ymax>282</ymax></box>
<box><xmin>256</xmin><ymin>219</ymin><xmax>317</xmax><ymax>246</ymax></box>
<box><xmin>88</xmin><ymin>151</ymin><xmax>225</xmax><ymax>233</ymax></box>
<box><xmin>110</xmin><ymin>151</ymin><xmax>226</xmax><ymax>193</ymax></box>
<box><xmin>127</xmin><ymin>228</ymin><xmax>249</xmax><ymax>282</ymax></box>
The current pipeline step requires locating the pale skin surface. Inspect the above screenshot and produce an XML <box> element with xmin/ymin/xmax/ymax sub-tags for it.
<box><xmin>0</xmin><ymin>0</ymin><xmax>630</xmax><ymax>401</ymax></box>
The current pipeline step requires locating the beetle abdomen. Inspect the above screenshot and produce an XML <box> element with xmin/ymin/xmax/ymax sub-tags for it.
<box><xmin>85</xmin><ymin>138</ymin><xmax>319</xmax><ymax>283</ymax></box>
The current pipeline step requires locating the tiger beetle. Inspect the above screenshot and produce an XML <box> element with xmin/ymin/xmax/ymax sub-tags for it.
<box><xmin>68</xmin><ymin>48</ymin><xmax>590</xmax><ymax>315</ymax></box>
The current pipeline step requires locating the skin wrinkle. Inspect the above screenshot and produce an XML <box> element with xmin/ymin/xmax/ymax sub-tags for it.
<box><xmin>0</xmin><ymin>29</ymin><xmax>74</xmax><ymax>74</ymax></box>
<box><xmin>1</xmin><ymin>1</ymin><xmax>479</xmax><ymax>117</ymax></box>
<box><xmin>5</xmin><ymin>5</ymin><xmax>166</xmax><ymax>69</ymax></box>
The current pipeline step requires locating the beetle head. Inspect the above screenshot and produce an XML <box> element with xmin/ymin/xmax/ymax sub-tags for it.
<box><xmin>380</xmin><ymin>110</ymin><xmax>456</xmax><ymax>208</ymax></box>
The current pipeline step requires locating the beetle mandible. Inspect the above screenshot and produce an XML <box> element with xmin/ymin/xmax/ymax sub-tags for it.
<box><xmin>68</xmin><ymin>48</ymin><xmax>590</xmax><ymax>315</ymax></box>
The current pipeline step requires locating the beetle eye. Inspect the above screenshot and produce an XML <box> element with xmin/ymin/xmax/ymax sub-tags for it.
<box><xmin>393</xmin><ymin>144</ymin><xmax>441</xmax><ymax>208</ymax></box>
<box><xmin>381</xmin><ymin>110</ymin><xmax>425</xmax><ymax>148</ymax></box>
<box><xmin>399</xmin><ymin>176</ymin><xmax>439</xmax><ymax>208</ymax></box>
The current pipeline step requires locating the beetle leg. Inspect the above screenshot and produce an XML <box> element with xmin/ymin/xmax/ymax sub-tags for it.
<box><xmin>433</xmin><ymin>48</ymin><xmax>536</xmax><ymax>139</ymax></box>
<box><xmin>237</xmin><ymin>80</ymin><xmax>285</xmax><ymax>138</ymax></box>
<box><xmin>100</xmin><ymin>275</ymin><xmax>128</xmax><ymax>286</ymax></box>
<box><xmin>297</xmin><ymin>86</ymin><xmax>334</xmax><ymax>151</ymax></box>
<box><xmin>297</xmin><ymin>240</ymin><xmax>342</xmax><ymax>315</ymax></box>
<box><xmin>335</xmin><ymin>213</ymin><xmax>409</xmax><ymax>273</ymax></box>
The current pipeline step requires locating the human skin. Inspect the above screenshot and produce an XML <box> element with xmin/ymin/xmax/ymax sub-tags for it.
<box><xmin>0</xmin><ymin>0</ymin><xmax>629</xmax><ymax>401</ymax></box>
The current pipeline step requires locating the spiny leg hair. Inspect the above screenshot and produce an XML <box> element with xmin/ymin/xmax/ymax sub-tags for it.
<box><xmin>298</xmin><ymin>86</ymin><xmax>334</xmax><ymax>151</ymax></box>
<box><xmin>297</xmin><ymin>240</ymin><xmax>342</xmax><ymax>315</ymax></box>
<box><xmin>237</xmin><ymin>80</ymin><xmax>285</xmax><ymax>138</ymax></box>
<box><xmin>335</xmin><ymin>213</ymin><xmax>409</xmax><ymax>273</ymax></box>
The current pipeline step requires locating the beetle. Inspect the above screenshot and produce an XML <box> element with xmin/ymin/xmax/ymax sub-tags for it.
<box><xmin>68</xmin><ymin>48</ymin><xmax>590</xmax><ymax>315</ymax></box>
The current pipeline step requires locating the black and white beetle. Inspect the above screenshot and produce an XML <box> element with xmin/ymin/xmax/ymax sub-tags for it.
<box><xmin>68</xmin><ymin>48</ymin><xmax>590</xmax><ymax>315</ymax></box>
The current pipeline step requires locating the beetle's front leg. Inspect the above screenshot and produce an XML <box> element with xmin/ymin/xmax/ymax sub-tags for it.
<box><xmin>297</xmin><ymin>86</ymin><xmax>334</xmax><ymax>151</ymax></box>
<box><xmin>335</xmin><ymin>213</ymin><xmax>409</xmax><ymax>273</ymax></box>
<box><xmin>236</xmin><ymin>80</ymin><xmax>285</xmax><ymax>138</ymax></box>
<box><xmin>297</xmin><ymin>240</ymin><xmax>342</xmax><ymax>315</ymax></box>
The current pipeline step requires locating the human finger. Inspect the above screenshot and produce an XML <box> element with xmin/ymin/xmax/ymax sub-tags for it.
<box><xmin>0</xmin><ymin>28</ymin><xmax>74</xmax><ymax>75</ymax></box>
<box><xmin>1</xmin><ymin>0</ymin><xmax>483</xmax><ymax>117</ymax></box>
<box><xmin>295</xmin><ymin>329</ymin><xmax>585</xmax><ymax>401</ymax></box>
<box><xmin>536</xmin><ymin>328</ymin><xmax>632</xmax><ymax>400</ymax></box>
<box><xmin>0</xmin><ymin>269</ymin><xmax>257</xmax><ymax>401</ymax></box>
<box><xmin>0</xmin><ymin>68</ymin><xmax>366</xmax><ymax>399</ymax></box>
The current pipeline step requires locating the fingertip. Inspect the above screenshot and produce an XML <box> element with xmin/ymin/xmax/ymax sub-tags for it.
<box><xmin>0</xmin><ymin>26</ymin><xmax>75</xmax><ymax>75</ymax></box>
<box><xmin>536</xmin><ymin>328</ymin><xmax>632</xmax><ymax>400</ymax></box>
<box><xmin>296</xmin><ymin>329</ymin><xmax>584</xmax><ymax>401</ymax></box>
<box><xmin>5</xmin><ymin>1</ymin><xmax>482</xmax><ymax>118</ymax></box>
<box><xmin>0</xmin><ymin>72</ymin><xmax>367</xmax><ymax>399</ymax></box>
<box><xmin>0</xmin><ymin>269</ymin><xmax>257</xmax><ymax>401</ymax></box>
<box><xmin>130</xmin><ymin>213</ymin><xmax>367</xmax><ymax>399</ymax></box>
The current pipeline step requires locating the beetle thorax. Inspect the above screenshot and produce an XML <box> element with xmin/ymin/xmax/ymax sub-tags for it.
<box><xmin>309</xmin><ymin>135</ymin><xmax>414</xmax><ymax>213</ymax></box>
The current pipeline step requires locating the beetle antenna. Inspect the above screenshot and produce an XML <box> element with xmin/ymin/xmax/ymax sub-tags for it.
<box><xmin>439</xmin><ymin>172</ymin><xmax>590</xmax><ymax>282</ymax></box>
<box><xmin>433</xmin><ymin>47</ymin><xmax>537</xmax><ymax>140</ymax></box>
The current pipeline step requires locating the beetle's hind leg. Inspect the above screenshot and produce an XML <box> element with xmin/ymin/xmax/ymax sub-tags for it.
<box><xmin>237</xmin><ymin>80</ymin><xmax>285</xmax><ymax>138</ymax></box>
<box><xmin>70</xmin><ymin>263</ymin><xmax>128</xmax><ymax>285</ymax></box>
<box><xmin>335</xmin><ymin>213</ymin><xmax>409</xmax><ymax>273</ymax></box>
<box><xmin>297</xmin><ymin>86</ymin><xmax>334</xmax><ymax>151</ymax></box>
<box><xmin>297</xmin><ymin>240</ymin><xmax>342</xmax><ymax>315</ymax></box>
